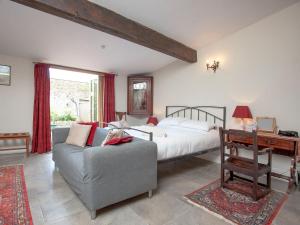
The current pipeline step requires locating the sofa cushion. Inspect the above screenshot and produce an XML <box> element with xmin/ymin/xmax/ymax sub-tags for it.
<box><xmin>104</xmin><ymin>136</ymin><xmax>133</xmax><ymax>145</ymax></box>
<box><xmin>66</xmin><ymin>123</ymin><xmax>92</xmax><ymax>147</ymax></box>
<box><xmin>78</xmin><ymin>122</ymin><xmax>99</xmax><ymax>146</ymax></box>
<box><xmin>92</xmin><ymin>128</ymin><xmax>109</xmax><ymax>146</ymax></box>
<box><xmin>53</xmin><ymin>142</ymin><xmax>85</xmax><ymax>153</ymax></box>
<box><xmin>101</xmin><ymin>129</ymin><xmax>124</xmax><ymax>147</ymax></box>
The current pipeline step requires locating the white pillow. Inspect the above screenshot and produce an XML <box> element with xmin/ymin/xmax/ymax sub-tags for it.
<box><xmin>108</xmin><ymin>119</ymin><xmax>129</xmax><ymax>128</ymax></box>
<box><xmin>108</xmin><ymin>121</ymin><xmax>122</xmax><ymax>128</ymax></box>
<box><xmin>120</xmin><ymin>119</ymin><xmax>129</xmax><ymax>128</ymax></box>
<box><xmin>158</xmin><ymin>117</ymin><xmax>187</xmax><ymax>127</ymax></box>
<box><xmin>66</xmin><ymin>123</ymin><xmax>92</xmax><ymax>147</ymax></box>
<box><xmin>101</xmin><ymin>129</ymin><xmax>124</xmax><ymax>147</ymax></box>
<box><xmin>180</xmin><ymin>120</ymin><xmax>215</xmax><ymax>132</ymax></box>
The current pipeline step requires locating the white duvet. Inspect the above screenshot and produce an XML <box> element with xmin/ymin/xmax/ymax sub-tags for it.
<box><xmin>129</xmin><ymin>125</ymin><xmax>168</xmax><ymax>138</ymax></box>
<box><xmin>125</xmin><ymin>125</ymin><xmax>220</xmax><ymax>161</ymax></box>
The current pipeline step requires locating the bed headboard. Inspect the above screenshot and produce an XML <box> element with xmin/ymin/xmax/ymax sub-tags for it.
<box><xmin>165</xmin><ymin>106</ymin><xmax>227</xmax><ymax>128</ymax></box>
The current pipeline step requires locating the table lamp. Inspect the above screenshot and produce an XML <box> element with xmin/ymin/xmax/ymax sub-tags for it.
<box><xmin>232</xmin><ymin>106</ymin><xmax>252</xmax><ymax>130</ymax></box>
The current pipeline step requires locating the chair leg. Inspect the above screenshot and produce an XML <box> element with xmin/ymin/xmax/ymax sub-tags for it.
<box><xmin>221</xmin><ymin>167</ymin><xmax>225</xmax><ymax>188</ymax></box>
<box><xmin>253</xmin><ymin>176</ymin><xmax>258</xmax><ymax>201</ymax></box>
<box><xmin>230</xmin><ymin>171</ymin><xmax>234</xmax><ymax>181</ymax></box>
<box><xmin>267</xmin><ymin>172</ymin><xmax>271</xmax><ymax>190</ymax></box>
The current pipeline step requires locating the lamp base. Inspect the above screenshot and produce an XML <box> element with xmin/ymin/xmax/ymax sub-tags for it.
<box><xmin>241</xmin><ymin>119</ymin><xmax>246</xmax><ymax>131</ymax></box>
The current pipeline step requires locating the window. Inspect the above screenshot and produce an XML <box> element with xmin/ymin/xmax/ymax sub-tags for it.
<box><xmin>50</xmin><ymin>68</ymin><xmax>99</xmax><ymax>127</ymax></box>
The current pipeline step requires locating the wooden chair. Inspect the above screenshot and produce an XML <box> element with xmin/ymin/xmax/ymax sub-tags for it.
<box><xmin>219</xmin><ymin>128</ymin><xmax>272</xmax><ymax>200</ymax></box>
<box><xmin>115</xmin><ymin>112</ymin><xmax>127</xmax><ymax>121</ymax></box>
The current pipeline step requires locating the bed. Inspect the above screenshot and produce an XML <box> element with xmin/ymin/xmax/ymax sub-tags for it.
<box><xmin>125</xmin><ymin>106</ymin><xmax>226</xmax><ymax>161</ymax></box>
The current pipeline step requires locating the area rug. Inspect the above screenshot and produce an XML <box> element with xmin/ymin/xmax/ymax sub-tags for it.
<box><xmin>0</xmin><ymin>165</ymin><xmax>33</xmax><ymax>225</ymax></box>
<box><xmin>184</xmin><ymin>179</ymin><xmax>287</xmax><ymax>225</ymax></box>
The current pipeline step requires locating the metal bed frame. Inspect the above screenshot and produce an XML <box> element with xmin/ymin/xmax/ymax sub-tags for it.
<box><xmin>105</xmin><ymin>105</ymin><xmax>226</xmax><ymax>162</ymax></box>
<box><xmin>159</xmin><ymin>105</ymin><xmax>226</xmax><ymax>162</ymax></box>
<box><xmin>166</xmin><ymin>106</ymin><xmax>226</xmax><ymax>129</ymax></box>
<box><xmin>102</xmin><ymin>122</ymin><xmax>153</xmax><ymax>141</ymax></box>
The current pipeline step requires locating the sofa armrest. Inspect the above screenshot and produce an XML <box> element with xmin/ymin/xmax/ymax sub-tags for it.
<box><xmin>52</xmin><ymin>127</ymin><xmax>70</xmax><ymax>146</ymax></box>
<box><xmin>82</xmin><ymin>138</ymin><xmax>157</xmax><ymax>210</ymax></box>
<box><xmin>84</xmin><ymin>139</ymin><xmax>157</xmax><ymax>180</ymax></box>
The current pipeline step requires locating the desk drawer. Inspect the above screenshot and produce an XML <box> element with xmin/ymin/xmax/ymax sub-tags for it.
<box><xmin>258</xmin><ymin>137</ymin><xmax>294</xmax><ymax>151</ymax></box>
<box><xmin>229</xmin><ymin>135</ymin><xmax>252</xmax><ymax>144</ymax></box>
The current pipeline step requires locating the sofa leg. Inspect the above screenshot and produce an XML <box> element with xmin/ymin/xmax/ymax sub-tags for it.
<box><xmin>148</xmin><ymin>190</ymin><xmax>153</xmax><ymax>198</ymax></box>
<box><xmin>90</xmin><ymin>210</ymin><xmax>97</xmax><ymax>220</ymax></box>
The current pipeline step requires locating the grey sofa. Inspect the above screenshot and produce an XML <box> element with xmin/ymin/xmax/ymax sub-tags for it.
<box><xmin>52</xmin><ymin>127</ymin><xmax>157</xmax><ymax>219</ymax></box>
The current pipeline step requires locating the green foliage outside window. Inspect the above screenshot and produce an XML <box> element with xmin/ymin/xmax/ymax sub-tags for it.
<box><xmin>51</xmin><ymin>111</ymin><xmax>77</xmax><ymax>122</ymax></box>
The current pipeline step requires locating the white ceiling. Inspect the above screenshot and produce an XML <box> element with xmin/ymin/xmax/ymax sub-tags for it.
<box><xmin>91</xmin><ymin>0</ymin><xmax>299</xmax><ymax>49</ymax></box>
<box><xmin>0</xmin><ymin>0</ymin><xmax>174</xmax><ymax>74</ymax></box>
<box><xmin>0</xmin><ymin>0</ymin><xmax>299</xmax><ymax>74</ymax></box>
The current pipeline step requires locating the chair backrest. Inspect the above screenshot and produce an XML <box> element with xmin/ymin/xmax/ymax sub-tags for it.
<box><xmin>115</xmin><ymin>112</ymin><xmax>127</xmax><ymax>121</ymax></box>
<box><xmin>219</xmin><ymin>128</ymin><xmax>259</xmax><ymax>167</ymax></box>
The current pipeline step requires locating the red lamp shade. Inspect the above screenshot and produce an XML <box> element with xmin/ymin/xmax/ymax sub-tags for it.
<box><xmin>147</xmin><ymin>116</ymin><xmax>158</xmax><ymax>125</ymax></box>
<box><xmin>232</xmin><ymin>106</ymin><xmax>252</xmax><ymax>119</ymax></box>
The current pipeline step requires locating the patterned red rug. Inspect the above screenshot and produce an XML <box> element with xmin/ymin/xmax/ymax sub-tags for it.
<box><xmin>0</xmin><ymin>165</ymin><xmax>33</xmax><ymax>225</ymax></box>
<box><xmin>185</xmin><ymin>179</ymin><xmax>287</xmax><ymax>225</ymax></box>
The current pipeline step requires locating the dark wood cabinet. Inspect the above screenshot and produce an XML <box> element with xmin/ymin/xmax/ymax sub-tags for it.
<box><xmin>127</xmin><ymin>75</ymin><xmax>153</xmax><ymax>115</ymax></box>
<box><xmin>229</xmin><ymin>133</ymin><xmax>298</xmax><ymax>153</ymax></box>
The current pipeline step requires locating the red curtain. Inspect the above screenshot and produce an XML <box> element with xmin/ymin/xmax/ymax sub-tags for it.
<box><xmin>103</xmin><ymin>73</ymin><xmax>116</xmax><ymax>126</ymax></box>
<box><xmin>31</xmin><ymin>64</ymin><xmax>51</xmax><ymax>154</ymax></box>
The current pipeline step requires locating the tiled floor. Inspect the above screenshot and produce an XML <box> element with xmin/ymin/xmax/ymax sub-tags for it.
<box><xmin>0</xmin><ymin>153</ymin><xmax>299</xmax><ymax>225</ymax></box>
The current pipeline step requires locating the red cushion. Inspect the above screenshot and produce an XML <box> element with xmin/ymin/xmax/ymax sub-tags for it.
<box><xmin>147</xmin><ymin>116</ymin><xmax>158</xmax><ymax>125</ymax></box>
<box><xmin>104</xmin><ymin>136</ymin><xmax>133</xmax><ymax>146</ymax></box>
<box><xmin>78</xmin><ymin>122</ymin><xmax>99</xmax><ymax>146</ymax></box>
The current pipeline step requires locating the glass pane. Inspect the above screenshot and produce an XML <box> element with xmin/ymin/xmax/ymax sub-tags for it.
<box><xmin>133</xmin><ymin>81</ymin><xmax>147</xmax><ymax>111</ymax></box>
<box><xmin>90</xmin><ymin>79</ymin><xmax>99</xmax><ymax>121</ymax></box>
<box><xmin>133</xmin><ymin>82</ymin><xmax>147</xmax><ymax>90</ymax></box>
<box><xmin>0</xmin><ymin>65</ymin><xmax>11</xmax><ymax>85</ymax></box>
<box><xmin>50</xmin><ymin>68</ymin><xmax>99</xmax><ymax>127</ymax></box>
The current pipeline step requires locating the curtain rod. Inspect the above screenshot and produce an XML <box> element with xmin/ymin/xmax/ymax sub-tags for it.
<box><xmin>33</xmin><ymin>62</ymin><xmax>118</xmax><ymax>76</ymax></box>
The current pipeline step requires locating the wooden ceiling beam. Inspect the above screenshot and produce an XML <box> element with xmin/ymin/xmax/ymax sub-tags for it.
<box><xmin>10</xmin><ymin>0</ymin><xmax>197</xmax><ymax>63</ymax></box>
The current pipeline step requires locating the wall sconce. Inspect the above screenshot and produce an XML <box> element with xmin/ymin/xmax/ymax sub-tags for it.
<box><xmin>206</xmin><ymin>60</ymin><xmax>219</xmax><ymax>73</ymax></box>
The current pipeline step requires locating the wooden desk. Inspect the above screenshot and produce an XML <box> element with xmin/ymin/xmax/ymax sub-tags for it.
<box><xmin>0</xmin><ymin>132</ymin><xmax>31</xmax><ymax>157</ymax></box>
<box><xmin>229</xmin><ymin>132</ymin><xmax>300</xmax><ymax>192</ymax></box>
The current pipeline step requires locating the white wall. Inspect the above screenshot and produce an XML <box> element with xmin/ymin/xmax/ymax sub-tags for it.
<box><xmin>154</xmin><ymin>2</ymin><xmax>300</xmax><ymax>132</ymax></box>
<box><xmin>0</xmin><ymin>54</ymin><xmax>34</xmax><ymax>151</ymax></box>
<box><xmin>0</xmin><ymin>54</ymin><xmax>34</xmax><ymax>133</ymax></box>
<box><xmin>115</xmin><ymin>74</ymin><xmax>127</xmax><ymax>115</ymax></box>
<box><xmin>152</xmin><ymin>3</ymin><xmax>300</xmax><ymax>172</ymax></box>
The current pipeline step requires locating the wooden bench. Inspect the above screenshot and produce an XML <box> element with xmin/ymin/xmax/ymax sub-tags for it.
<box><xmin>0</xmin><ymin>132</ymin><xmax>31</xmax><ymax>157</ymax></box>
